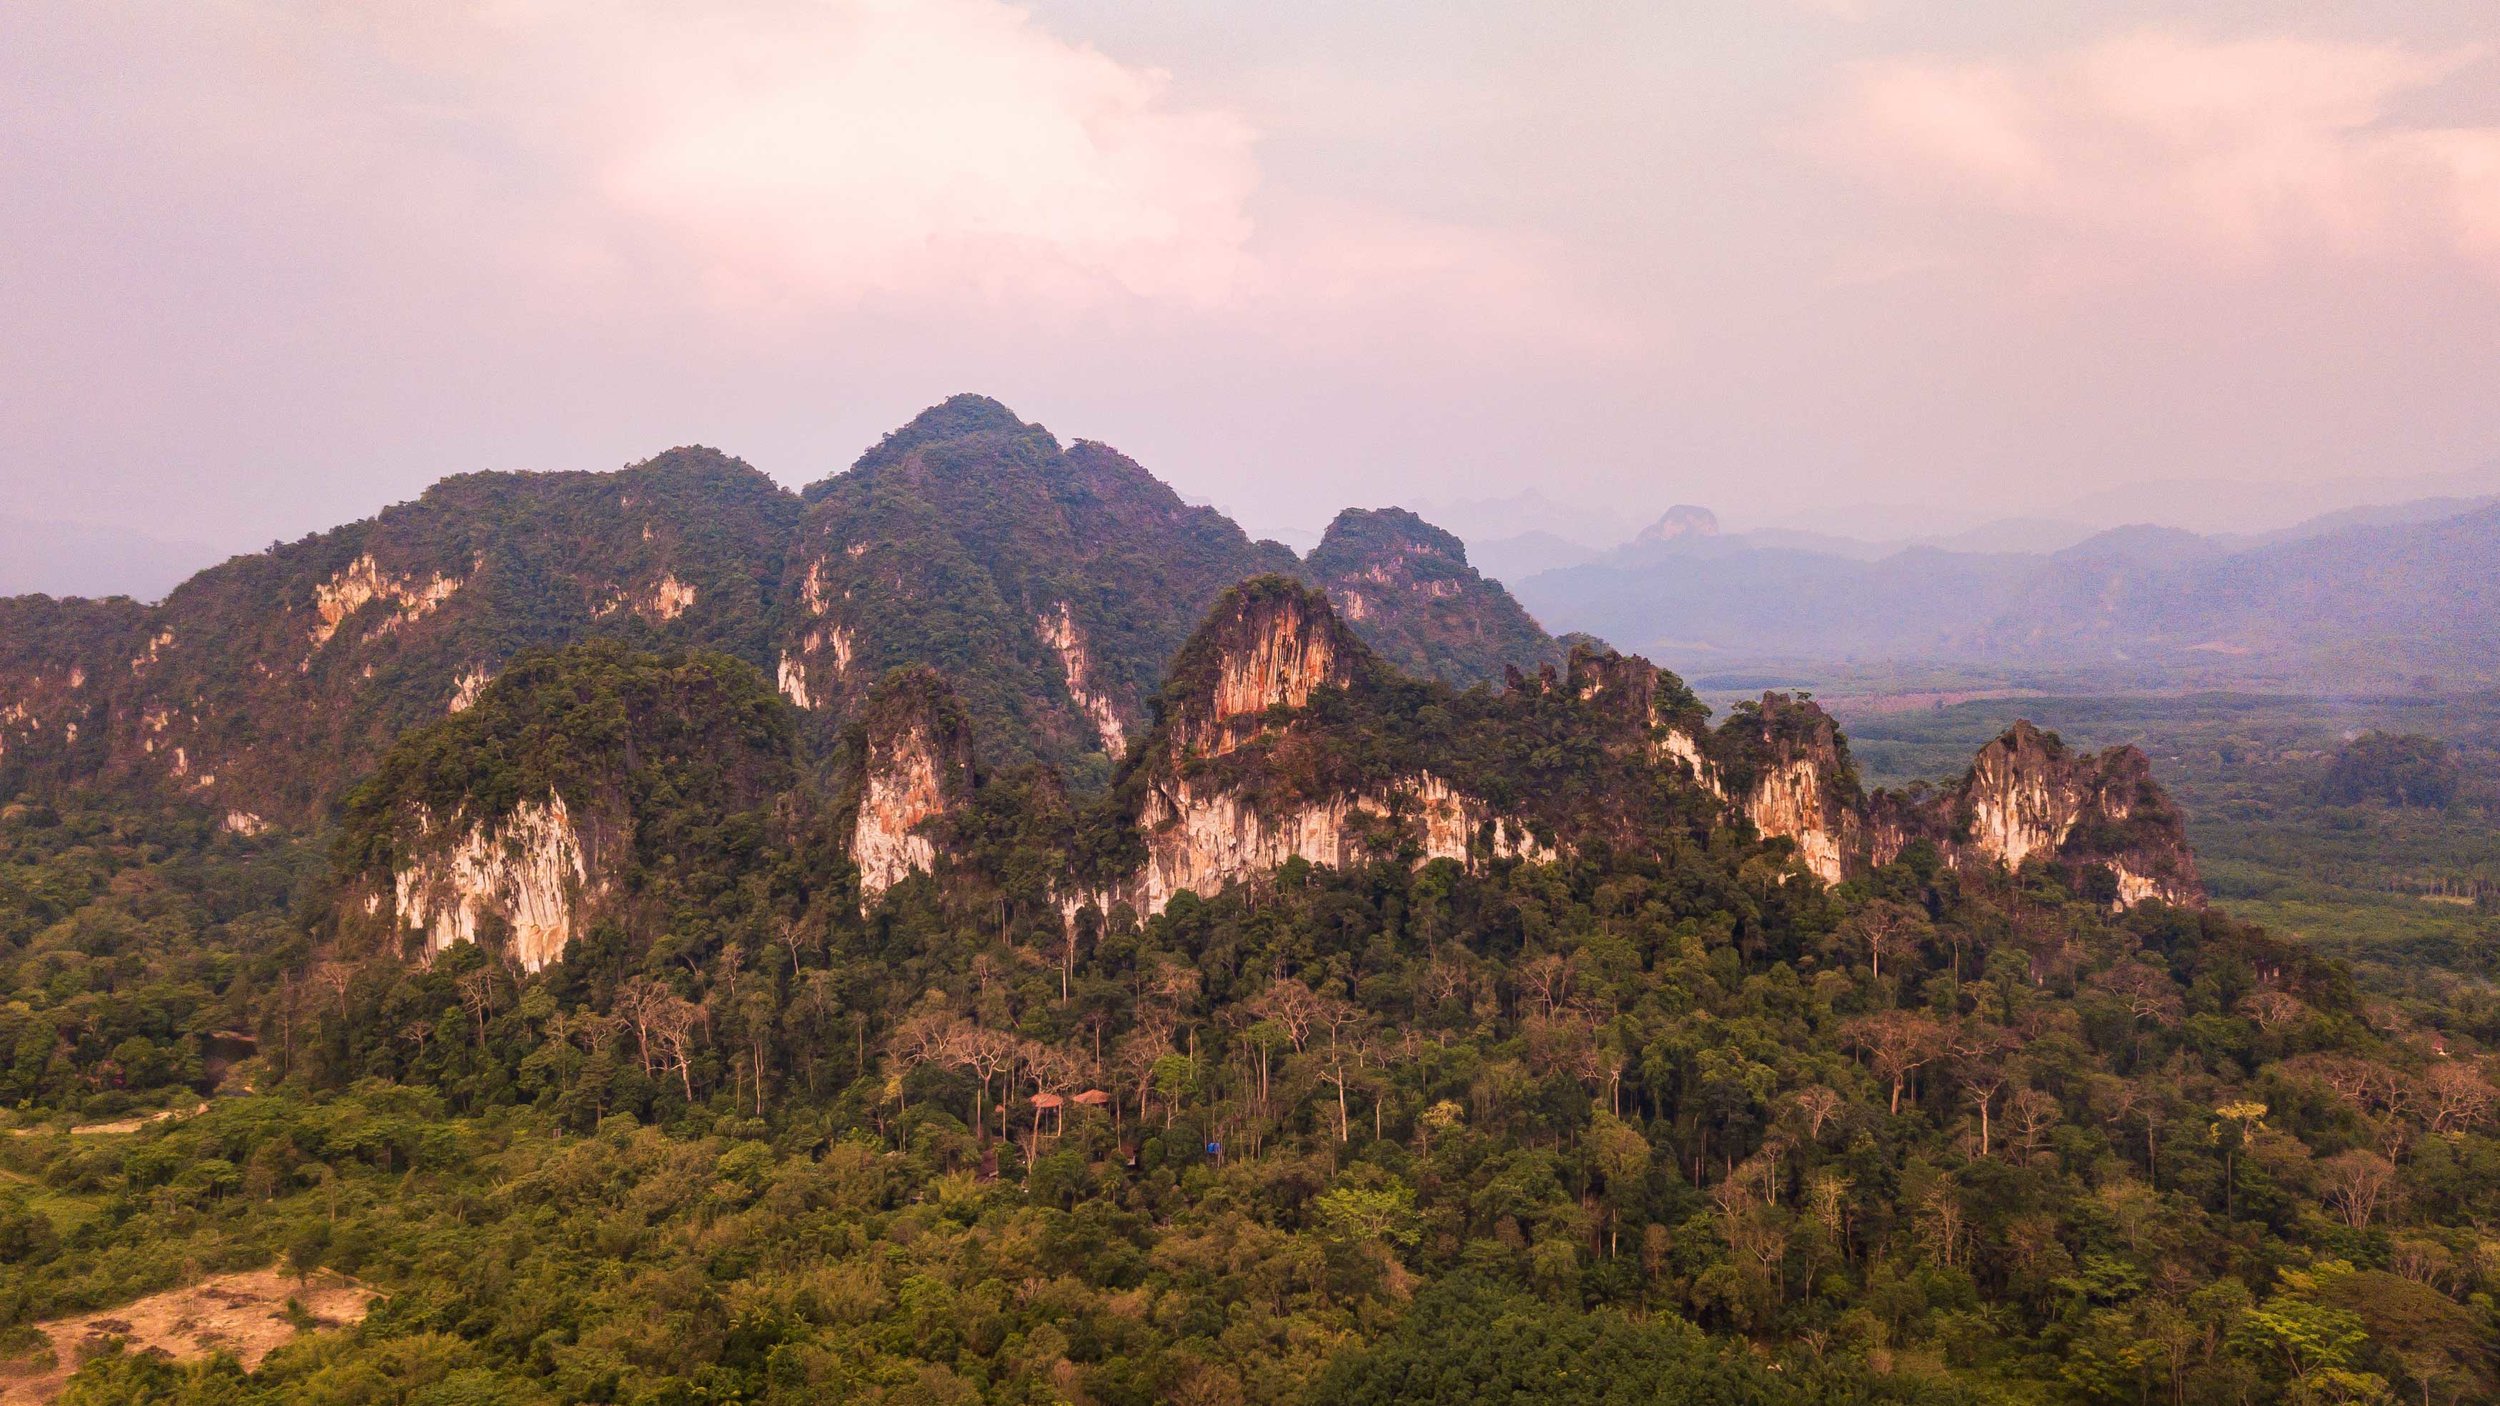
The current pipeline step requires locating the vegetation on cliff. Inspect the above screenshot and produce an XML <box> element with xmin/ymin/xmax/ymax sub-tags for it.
<box><xmin>6</xmin><ymin>566</ymin><xmax>2496</xmax><ymax>1405</ymax></box>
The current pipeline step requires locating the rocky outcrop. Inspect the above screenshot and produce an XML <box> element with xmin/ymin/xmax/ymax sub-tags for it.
<box><xmin>1085</xmin><ymin>578</ymin><xmax>1556</xmax><ymax>917</ymax></box>
<box><xmin>778</xmin><ymin>626</ymin><xmax>851</xmax><ymax>711</ymax></box>
<box><xmin>391</xmin><ymin>793</ymin><xmax>595</xmax><ymax>971</ymax></box>
<box><xmin>1693</xmin><ymin>701</ymin><xmax>2201</xmax><ymax>908</ymax></box>
<box><xmin>338</xmin><ymin>643</ymin><xmax>800</xmax><ymax>968</ymax></box>
<box><xmin>596</xmin><ymin>572</ymin><xmax>697</xmax><ymax>624</ymax></box>
<box><xmin>1123</xmin><ymin>770</ymin><xmax>1551</xmax><ymax>917</ymax></box>
<box><xmin>309</xmin><ymin>553</ymin><xmax>466</xmax><ymax>649</ymax></box>
<box><xmin>1162</xmin><ymin>577</ymin><xmax>1358</xmax><ymax>759</ymax></box>
<box><xmin>1037</xmin><ymin>602</ymin><xmax>1127</xmax><ymax>756</ymax></box>
<box><xmin>1934</xmin><ymin>721</ymin><xmax>2201</xmax><ymax>908</ymax></box>
<box><xmin>1708</xmin><ymin>693</ymin><xmax>1862</xmax><ymax>885</ymax></box>
<box><xmin>849</xmin><ymin>668</ymin><xmax>975</xmax><ymax>908</ymax></box>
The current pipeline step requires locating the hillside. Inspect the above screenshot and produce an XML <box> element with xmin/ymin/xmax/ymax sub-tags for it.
<box><xmin>1302</xmin><ymin>508</ymin><xmax>1565</xmax><ymax>686</ymax></box>
<box><xmin>777</xmin><ymin>396</ymin><xmax>1302</xmax><ymax>774</ymax></box>
<box><xmin>16</xmin><ymin>573</ymin><xmax>2493</xmax><ymax>1405</ymax></box>
<box><xmin>0</xmin><ymin>397</ymin><xmax>1565</xmax><ymax>824</ymax></box>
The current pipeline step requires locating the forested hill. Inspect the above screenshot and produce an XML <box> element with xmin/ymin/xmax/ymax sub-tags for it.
<box><xmin>5</xmin><ymin>552</ymin><xmax>2498</xmax><ymax>1403</ymax></box>
<box><xmin>9</xmin><ymin>575</ymin><xmax>2495</xmax><ymax>1403</ymax></box>
<box><xmin>0</xmin><ymin>396</ymin><xmax>1564</xmax><ymax>824</ymax></box>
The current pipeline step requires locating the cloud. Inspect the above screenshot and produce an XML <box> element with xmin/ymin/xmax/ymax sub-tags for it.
<box><xmin>274</xmin><ymin>0</ymin><xmax>1603</xmax><ymax>348</ymax></box>
<box><xmin>1812</xmin><ymin>31</ymin><xmax>2500</xmax><ymax>276</ymax></box>
<box><xmin>356</xmin><ymin>0</ymin><xmax>1260</xmax><ymax>310</ymax></box>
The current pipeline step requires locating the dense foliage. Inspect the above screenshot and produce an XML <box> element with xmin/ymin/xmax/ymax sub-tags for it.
<box><xmin>2322</xmin><ymin>733</ymin><xmax>2461</xmax><ymax>811</ymax></box>
<box><xmin>8</xmin><ymin>649</ymin><xmax>2500</xmax><ymax>1404</ymax></box>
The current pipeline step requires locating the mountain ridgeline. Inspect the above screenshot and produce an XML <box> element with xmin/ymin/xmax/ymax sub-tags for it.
<box><xmin>328</xmin><ymin>575</ymin><xmax>2199</xmax><ymax>976</ymax></box>
<box><xmin>0</xmin><ymin>396</ymin><xmax>1559</xmax><ymax>828</ymax></box>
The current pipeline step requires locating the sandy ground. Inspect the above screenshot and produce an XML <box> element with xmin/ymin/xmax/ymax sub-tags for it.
<box><xmin>8</xmin><ymin>1104</ymin><xmax>206</xmax><ymax>1138</ymax></box>
<box><xmin>0</xmin><ymin>1268</ymin><xmax>374</xmax><ymax>1404</ymax></box>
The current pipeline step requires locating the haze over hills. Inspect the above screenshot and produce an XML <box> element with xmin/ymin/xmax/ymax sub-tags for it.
<box><xmin>1502</xmin><ymin>493</ymin><xmax>2500</xmax><ymax>689</ymax></box>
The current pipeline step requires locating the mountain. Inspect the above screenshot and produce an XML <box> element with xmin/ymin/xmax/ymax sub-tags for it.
<box><xmin>1514</xmin><ymin>493</ymin><xmax>2500</xmax><ymax>685</ymax></box>
<box><xmin>0</xmin><ymin>446</ymin><xmax>798</xmax><ymax>826</ymax></box>
<box><xmin>1970</xmin><ymin>501</ymin><xmax>2500</xmax><ymax>676</ymax></box>
<box><xmin>775</xmin><ymin>395</ymin><xmax>1301</xmax><ymax>773</ymax></box>
<box><xmin>1302</xmin><ymin>508</ymin><xmax>1565</xmax><ymax>686</ymax></box>
<box><xmin>0</xmin><ymin>396</ymin><xmax>1563</xmax><ymax>826</ymax></box>
<box><xmin>1631</xmin><ymin>504</ymin><xmax>1719</xmax><ymax>546</ymax></box>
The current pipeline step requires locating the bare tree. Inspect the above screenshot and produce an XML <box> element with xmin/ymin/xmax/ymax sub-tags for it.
<box><xmin>1841</xmin><ymin>900</ymin><xmax>1929</xmax><ymax>985</ymax></box>
<box><xmin>1250</xmin><ymin>978</ymin><xmax>1323</xmax><ymax>1054</ymax></box>
<box><xmin>2319</xmin><ymin>1149</ymin><xmax>2397</xmax><ymax>1230</ymax></box>
<box><xmin>2004</xmin><ymin>1086</ymin><xmax>2061</xmax><ymax>1164</ymax></box>
<box><xmin>2091</xmin><ymin>957</ymin><xmax>2184</xmax><ymax>1028</ymax></box>
<box><xmin>1793</xmin><ymin>1085</ymin><xmax>1845</xmax><ymax>1142</ymax></box>
<box><xmin>943</xmin><ymin>1024</ymin><xmax>1021</xmax><ymax>1148</ymax></box>
<box><xmin>456</xmin><ymin>967</ymin><xmax>499</xmax><ymax>1047</ymax></box>
<box><xmin>2424</xmin><ymin>1061</ymin><xmax>2497</xmax><ymax>1134</ymax></box>
<box><xmin>1950</xmin><ymin>1023</ymin><xmax>2019</xmax><ymax>1158</ymax></box>
<box><xmin>647</xmin><ymin>993</ymin><xmax>703</xmax><ymax>1100</ymax></box>
<box><xmin>309</xmin><ymin>959</ymin><xmax>356</xmax><ymax>1022</ymax></box>
<box><xmin>1312</xmin><ymin>995</ymin><xmax>1368</xmax><ymax>1142</ymax></box>
<box><xmin>1844</xmin><ymin>1010</ymin><xmax>1945</xmax><ymax>1114</ymax></box>
<box><xmin>1517</xmin><ymin>953</ymin><xmax>1576</xmax><ymax>1020</ymax></box>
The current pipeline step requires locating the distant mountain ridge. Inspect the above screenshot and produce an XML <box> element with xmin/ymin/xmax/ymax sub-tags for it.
<box><xmin>0</xmin><ymin>396</ymin><xmax>1564</xmax><ymax>824</ymax></box>
<box><xmin>1510</xmin><ymin>494</ymin><xmax>2500</xmax><ymax>686</ymax></box>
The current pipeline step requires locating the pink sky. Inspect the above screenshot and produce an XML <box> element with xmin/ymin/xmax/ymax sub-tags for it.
<box><xmin>4</xmin><ymin>1</ymin><xmax>2498</xmax><ymax>562</ymax></box>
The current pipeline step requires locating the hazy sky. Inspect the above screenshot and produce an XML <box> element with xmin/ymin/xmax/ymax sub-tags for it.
<box><xmin>6</xmin><ymin>0</ymin><xmax>2499</xmax><ymax>567</ymax></box>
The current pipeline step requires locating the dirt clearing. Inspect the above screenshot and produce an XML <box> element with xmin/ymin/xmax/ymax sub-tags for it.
<box><xmin>0</xmin><ymin>1268</ymin><xmax>373</xmax><ymax>1403</ymax></box>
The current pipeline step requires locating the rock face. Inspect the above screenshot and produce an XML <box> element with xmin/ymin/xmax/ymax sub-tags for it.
<box><xmin>1127</xmin><ymin>771</ymin><xmax>1551</xmax><ymax>918</ymax></box>
<box><xmin>1933</xmin><ymin>721</ymin><xmax>2201</xmax><ymax>907</ymax></box>
<box><xmin>1303</xmin><ymin>508</ymin><xmax>1564</xmax><ymax>686</ymax></box>
<box><xmin>1036</xmin><ymin>602</ymin><xmax>1127</xmax><ymax>756</ymax></box>
<box><xmin>1097</xmin><ymin>578</ymin><xmax>1555</xmax><ymax>918</ymax></box>
<box><xmin>1708</xmin><ymin>693</ymin><xmax>1862</xmax><ymax>885</ymax></box>
<box><xmin>1163</xmin><ymin>578</ymin><xmax>1357</xmax><ymax>759</ymax></box>
<box><xmin>847</xmin><ymin>667</ymin><xmax>975</xmax><ymax>908</ymax></box>
<box><xmin>392</xmin><ymin>794</ymin><xmax>595</xmax><ymax>971</ymax></box>
<box><xmin>337</xmin><ymin>643</ymin><xmax>797</xmax><ymax>966</ymax></box>
<box><xmin>1689</xmin><ymin>696</ymin><xmax>2200</xmax><ymax>908</ymax></box>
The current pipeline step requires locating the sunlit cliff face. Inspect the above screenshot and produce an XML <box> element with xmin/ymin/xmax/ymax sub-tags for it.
<box><xmin>1038</xmin><ymin>601</ymin><xmax>1127</xmax><ymax>756</ymax></box>
<box><xmin>853</xmin><ymin>724</ymin><xmax>950</xmax><ymax>906</ymax></box>
<box><xmin>393</xmin><ymin>794</ymin><xmax>594</xmax><ymax>972</ymax></box>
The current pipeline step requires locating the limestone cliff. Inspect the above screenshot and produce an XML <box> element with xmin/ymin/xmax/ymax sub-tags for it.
<box><xmin>1089</xmin><ymin>578</ymin><xmax>1555</xmax><ymax>917</ymax></box>
<box><xmin>1931</xmin><ymin>721</ymin><xmax>2201</xmax><ymax>908</ymax></box>
<box><xmin>1691</xmin><ymin>697</ymin><xmax>2198</xmax><ymax>906</ymax></box>
<box><xmin>1707</xmin><ymin>693</ymin><xmax>1862</xmax><ymax>885</ymax></box>
<box><xmin>335</xmin><ymin>643</ymin><xmax>798</xmax><ymax>965</ymax></box>
<box><xmin>846</xmin><ymin>667</ymin><xmax>975</xmax><ymax>909</ymax></box>
<box><xmin>1120</xmin><ymin>770</ymin><xmax>1552</xmax><ymax>918</ymax></box>
<box><xmin>1036</xmin><ymin>602</ymin><xmax>1127</xmax><ymax>756</ymax></box>
<box><xmin>1158</xmin><ymin>576</ymin><xmax>1360</xmax><ymax>760</ymax></box>
<box><xmin>391</xmin><ymin>793</ymin><xmax>595</xmax><ymax>971</ymax></box>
